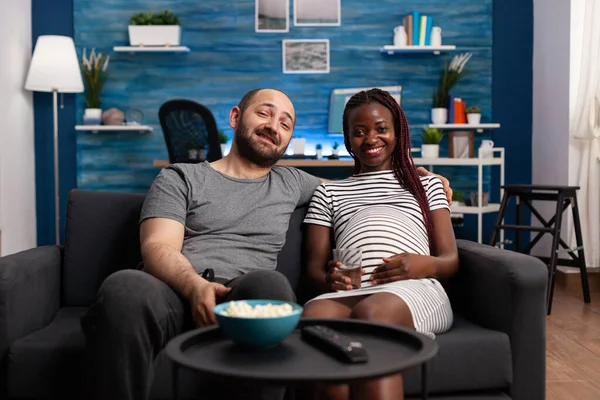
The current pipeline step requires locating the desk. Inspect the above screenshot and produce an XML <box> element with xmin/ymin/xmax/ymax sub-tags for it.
<box><xmin>152</xmin><ymin>159</ymin><xmax>355</xmax><ymax>168</ymax></box>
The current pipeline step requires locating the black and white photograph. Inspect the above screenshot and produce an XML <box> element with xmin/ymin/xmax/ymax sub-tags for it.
<box><xmin>294</xmin><ymin>0</ymin><xmax>341</xmax><ymax>26</ymax></box>
<box><xmin>282</xmin><ymin>39</ymin><xmax>330</xmax><ymax>74</ymax></box>
<box><xmin>256</xmin><ymin>0</ymin><xmax>289</xmax><ymax>33</ymax></box>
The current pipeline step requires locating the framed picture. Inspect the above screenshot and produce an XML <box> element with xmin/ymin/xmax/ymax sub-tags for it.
<box><xmin>256</xmin><ymin>0</ymin><xmax>289</xmax><ymax>33</ymax></box>
<box><xmin>327</xmin><ymin>86</ymin><xmax>403</xmax><ymax>134</ymax></box>
<box><xmin>448</xmin><ymin>131</ymin><xmax>475</xmax><ymax>158</ymax></box>
<box><xmin>282</xmin><ymin>39</ymin><xmax>330</xmax><ymax>74</ymax></box>
<box><xmin>294</xmin><ymin>0</ymin><xmax>341</xmax><ymax>26</ymax></box>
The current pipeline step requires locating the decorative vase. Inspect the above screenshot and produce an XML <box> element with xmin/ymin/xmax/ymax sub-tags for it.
<box><xmin>467</xmin><ymin>113</ymin><xmax>482</xmax><ymax>125</ymax></box>
<box><xmin>431</xmin><ymin>108</ymin><xmax>448</xmax><ymax>124</ymax></box>
<box><xmin>393</xmin><ymin>26</ymin><xmax>407</xmax><ymax>47</ymax></box>
<box><xmin>291</xmin><ymin>138</ymin><xmax>305</xmax><ymax>155</ymax></box>
<box><xmin>220</xmin><ymin>144</ymin><xmax>227</xmax><ymax>156</ymax></box>
<box><xmin>430</xmin><ymin>26</ymin><xmax>442</xmax><ymax>47</ymax></box>
<box><xmin>421</xmin><ymin>144</ymin><xmax>440</xmax><ymax>159</ymax></box>
<box><xmin>316</xmin><ymin>149</ymin><xmax>323</xmax><ymax>159</ymax></box>
<box><xmin>469</xmin><ymin>192</ymin><xmax>489</xmax><ymax>207</ymax></box>
<box><xmin>83</xmin><ymin>108</ymin><xmax>102</xmax><ymax>125</ymax></box>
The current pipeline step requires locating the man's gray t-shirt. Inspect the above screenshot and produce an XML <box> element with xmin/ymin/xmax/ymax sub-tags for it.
<box><xmin>140</xmin><ymin>161</ymin><xmax>321</xmax><ymax>280</ymax></box>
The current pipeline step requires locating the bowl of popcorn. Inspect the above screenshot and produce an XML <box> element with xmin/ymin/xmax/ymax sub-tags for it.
<box><xmin>213</xmin><ymin>299</ymin><xmax>303</xmax><ymax>348</ymax></box>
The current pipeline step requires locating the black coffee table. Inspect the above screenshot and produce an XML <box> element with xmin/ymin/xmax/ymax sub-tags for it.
<box><xmin>166</xmin><ymin>318</ymin><xmax>438</xmax><ymax>400</ymax></box>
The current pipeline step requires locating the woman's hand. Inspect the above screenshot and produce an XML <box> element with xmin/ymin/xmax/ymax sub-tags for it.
<box><xmin>326</xmin><ymin>260</ymin><xmax>355</xmax><ymax>291</ymax></box>
<box><xmin>370</xmin><ymin>253</ymin><xmax>435</xmax><ymax>285</ymax></box>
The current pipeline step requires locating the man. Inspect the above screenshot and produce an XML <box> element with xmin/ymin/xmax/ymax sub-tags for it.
<box><xmin>81</xmin><ymin>88</ymin><xmax>451</xmax><ymax>400</ymax></box>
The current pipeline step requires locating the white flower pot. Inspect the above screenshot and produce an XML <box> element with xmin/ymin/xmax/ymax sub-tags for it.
<box><xmin>332</xmin><ymin>149</ymin><xmax>339</xmax><ymax>157</ymax></box>
<box><xmin>467</xmin><ymin>113</ymin><xmax>482</xmax><ymax>125</ymax></box>
<box><xmin>421</xmin><ymin>144</ymin><xmax>440</xmax><ymax>159</ymax></box>
<box><xmin>431</xmin><ymin>108</ymin><xmax>448</xmax><ymax>124</ymax></box>
<box><xmin>188</xmin><ymin>149</ymin><xmax>199</xmax><ymax>160</ymax></box>
<box><xmin>83</xmin><ymin>108</ymin><xmax>102</xmax><ymax>125</ymax></box>
<box><xmin>291</xmin><ymin>138</ymin><xmax>305</xmax><ymax>155</ymax></box>
<box><xmin>128</xmin><ymin>25</ymin><xmax>181</xmax><ymax>46</ymax></box>
<box><xmin>316</xmin><ymin>149</ymin><xmax>323</xmax><ymax>159</ymax></box>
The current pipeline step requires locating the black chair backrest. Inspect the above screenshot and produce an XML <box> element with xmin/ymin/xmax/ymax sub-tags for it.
<box><xmin>158</xmin><ymin>99</ymin><xmax>222</xmax><ymax>163</ymax></box>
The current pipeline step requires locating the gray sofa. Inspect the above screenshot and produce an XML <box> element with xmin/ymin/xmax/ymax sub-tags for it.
<box><xmin>0</xmin><ymin>189</ymin><xmax>548</xmax><ymax>399</ymax></box>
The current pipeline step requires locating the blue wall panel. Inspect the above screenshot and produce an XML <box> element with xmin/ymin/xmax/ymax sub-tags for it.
<box><xmin>73</xmin><ymin>0</ymin><xmax>494</xmax><ymax>198</ymax></box>
<box><xmin>31</xmin><ymin>0</ymin><xmax>533</xmax><ymax>244</ymax></box>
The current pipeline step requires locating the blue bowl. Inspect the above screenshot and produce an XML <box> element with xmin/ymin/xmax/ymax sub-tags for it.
<box><xmin>214</xmin><ymin>300</ymin><xmax>303</xmax><ymax>348</ymax></box>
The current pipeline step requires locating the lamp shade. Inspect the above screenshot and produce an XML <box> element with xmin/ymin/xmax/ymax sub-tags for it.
<box><xmin>25</xmin><ymin>35</ymin><xmax>84</xmax><ymax>93</ymax></box>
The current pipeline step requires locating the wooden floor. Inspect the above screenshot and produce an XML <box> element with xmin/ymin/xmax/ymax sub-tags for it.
<box><xmin>546</xmin><ymin>280</ymin><xmax>600</xmax><ymax>399</ymax></box>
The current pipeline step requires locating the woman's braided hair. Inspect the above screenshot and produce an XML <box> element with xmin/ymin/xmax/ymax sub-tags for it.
<box><xmin>342</xmin><ymin>88</ymin><xmax>435</xmax><ymax>252</ymax></box>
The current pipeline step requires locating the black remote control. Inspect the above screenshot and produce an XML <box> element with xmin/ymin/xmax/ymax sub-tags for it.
<box><xmin>301</xmin><ymin>325</ymin><xmax>368</xmax><ymax>364</ymax></box>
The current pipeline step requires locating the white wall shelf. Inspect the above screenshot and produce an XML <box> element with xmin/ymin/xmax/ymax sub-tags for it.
<box><xmin>428</xmin><ymin>123</ymin><xmax>501</xmax><ymax>133</ymax></box>
<box><xmin>380</xmin><ymin>45</ymin><xmax>456</xmax><ymax>55</ymax></box>
<box><xmin>113</xmin><ymin>46</ymin><xmax>190</xmax><ymax>53</ymax></box>
<box><xmin>75</xmin><ymin>125</ymin><xmax>153</xmax><ymax>134</ymax></box>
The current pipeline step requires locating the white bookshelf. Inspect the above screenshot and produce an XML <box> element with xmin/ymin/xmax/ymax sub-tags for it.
<box><xmin>415</xmin><ymin>149</ymin><xmax>505</xmax><ymax>244</ymax></box>
<box><xmin>113</xmin><ymin>46</ymin><xmax>190</xmax><ymax>53</ymax></box>
<box><xmin>380</xmin><ymin>45</ymin><xmax>456</xmax><ymax>55</ymax></box>
<box><xmin>75</xmin><ymin>125</ymin><xmax>153</xmax><ymax>134</ymax></box>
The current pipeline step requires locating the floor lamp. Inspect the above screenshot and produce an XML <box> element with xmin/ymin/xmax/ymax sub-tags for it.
<box><xmin>25</xmin><ymin>36</ymin><xmax>83</xmax><ymax>245</ymax></box>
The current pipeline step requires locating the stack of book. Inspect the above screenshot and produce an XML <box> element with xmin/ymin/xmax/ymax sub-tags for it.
<box><xmin>403</xmin><ymin>11</ymin><xmax>433</xmax><ymax>46</ymax></box>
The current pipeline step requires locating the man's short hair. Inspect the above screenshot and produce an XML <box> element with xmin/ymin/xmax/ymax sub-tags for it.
<box><xmin>237</xmin><ymin>88</ymin><xmax>294</xmax><ymax>126</ymax></box>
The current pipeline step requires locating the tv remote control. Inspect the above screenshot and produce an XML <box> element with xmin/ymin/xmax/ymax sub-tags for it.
<box><xmin>301</xmin><ymin>325</ymin><xmax>368</xmax><ymax>364</ymax></box>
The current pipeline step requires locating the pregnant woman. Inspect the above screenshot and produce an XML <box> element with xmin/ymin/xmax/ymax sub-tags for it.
<box><xmin>302</xmin><ymin>88</ymin><xmax>459</xmax><ymax>400</ymax></box>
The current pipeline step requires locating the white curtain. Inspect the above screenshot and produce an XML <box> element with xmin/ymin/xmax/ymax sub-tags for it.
<box><xmin>569</xmin><ymin>0</ymin><xmax>600</xmax><ymax>267</ymax></box>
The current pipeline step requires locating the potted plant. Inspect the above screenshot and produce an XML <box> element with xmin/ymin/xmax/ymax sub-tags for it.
<box><xmin>315</xmin><ymin>144</ymin><xmax>323</xmax><ymax>159</ymax></box>
<box><xmin>431</xmin><ymin>53</ymin><xmax>473</xmax><ymax>124</ymax></box>
<box><xmin>420</xmin><ymin>128</ymin><xmax>444</xmax><ymax>158</ymax></box>
<box><xmin>466</xmin><ymin>106</ymin><xmax>482</xmax><ymax>125</ymax></box>
<box><xmin>187</xmin><ymin>140</ymin><xmax>199</xmax><ymax>161</ymax></box>
<box><xmin>218</xmin><ymin>129</ymin><xmax>229</xmax><ymax>156</ymax></box>
<box><xmin>129</xmin><ymin>10</ymin><xmax>181</xmax><ymax>47</ymax></box>
<box><xmin>451</xmin><ymin>190</ymin><xmax>465</xmax><ymax>207</ymax></box>
<box><xmin>331</xmin><ymin>142</ymin><xmax>340</xmax><ymax>159</ymax></box>
<box><xmin>80</xmin><ymin>48</ymin><xmax>110</xmax><ymax>125</ymax></box>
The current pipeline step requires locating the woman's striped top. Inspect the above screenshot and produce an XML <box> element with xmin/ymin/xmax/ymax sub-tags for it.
<box><xmin>303</xmin><ymin>171</ymin><xmax>449</xmax><ymax>288</ymax></box>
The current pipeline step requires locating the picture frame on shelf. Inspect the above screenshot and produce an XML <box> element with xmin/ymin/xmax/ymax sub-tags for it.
<box><xmin>256</xmin><ymin>0</ymin><xmax>290</xmax><ymax>33</ymax></box>
<box><xmin>448</xmin><ymin>131</ymin><xmax>475</xmax><ymax>158</ymax></box>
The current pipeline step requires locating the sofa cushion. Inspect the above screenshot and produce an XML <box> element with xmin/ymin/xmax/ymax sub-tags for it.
<box><xmin>63</xmin><ymin>190</ymin><xmax>146</xmax><ymax>306</ymax></box>
<box><xmin>7</xmin><ymin>307</ymin><xmax>87</xmax><ymax>399</ymax></box>
<box><xmin>403</xmin><ymin>315</ymin><xmax>512</xmax><ymax>396</ymax></box>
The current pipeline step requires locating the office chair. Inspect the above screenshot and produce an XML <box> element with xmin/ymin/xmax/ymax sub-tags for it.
<box><xmin>158</xmin><ymin>99</ymin><xmax>222</xmax><ymax>164</ymax></box>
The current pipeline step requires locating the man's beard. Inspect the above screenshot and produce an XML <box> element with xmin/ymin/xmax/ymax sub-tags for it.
<box><xmin>234</xmin><ymin>120</ymin><xmax>288</xmax><ymax>168</ymax></box>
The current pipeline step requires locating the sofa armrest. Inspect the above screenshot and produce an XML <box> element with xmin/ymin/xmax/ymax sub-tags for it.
<box><xmin>446</xmin><ymin>239</ymin><xmax>547</xmax><ymax>400</ymax></box>
<box><xmin>0</xmin><ymin>246</ymin><xmax>62</xmax><ymax>358</ymax></box>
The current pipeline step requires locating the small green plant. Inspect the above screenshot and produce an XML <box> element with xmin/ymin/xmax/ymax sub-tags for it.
<box><xmin>187</xmin><ymin>139</ymin><xmax>199</xmax><ymax>150</ymax></box>
<box><xmin>316</xmin><ymin>144</ymin><xmax>322</xmax><ymax>150</ymax></box>
<box><xmin>130</xmin><ymin>10</ymin><xmax>180</xmax><ymax>25</ymax></box>
<box><xmin>452</xmin><ymin>190</ymin><xmax>464</xmax><ymax>202</ymax></box>
<box><xmin>420</xmin><ymin>128</ymin><xmax>444</xmax><ymax>145</ymax></box>
<box><xmin>218</xmin><ymin>130</ymin><xmax>228</xmax><ymax>144</ymax></box>
<box><xmin>332</xmin><ymin>142</ymin><xmax>340</xmax><ymax>150</ymax></box>
<box><xmin>466</xmin><ymin>106</ymin><xmax>482</xmax><ymax>114</ymax></box>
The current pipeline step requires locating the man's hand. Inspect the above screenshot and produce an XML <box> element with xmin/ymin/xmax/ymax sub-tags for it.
<box><xmin>417</xmin><ymin>166</ymin><xmax>453</xmax><ymax>204</ymax></box>
<box><xmin>189</xmin><ymin>281</ymin><xmax>231</xmax><ymax>327</ymax></box>
<box><xmin>370</xmin><ymin>254</ymin><xmax>435</xmax><ymax>285</ymax></box>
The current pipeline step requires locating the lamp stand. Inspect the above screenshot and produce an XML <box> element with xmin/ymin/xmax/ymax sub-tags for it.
<box><xmin>52</xmin><ymin>89</ymin><xmax>60</xmax><ymax>245</ymax></box>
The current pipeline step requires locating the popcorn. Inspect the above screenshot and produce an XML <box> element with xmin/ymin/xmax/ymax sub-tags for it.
<box><xmin>219</xmin><ymin>301</ymin><xmax>294</xmax><ymax>318</ymax></box>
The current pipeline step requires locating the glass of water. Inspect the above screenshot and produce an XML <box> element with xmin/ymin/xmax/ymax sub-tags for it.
<box><xmin>332</xmin><ymin>248</ymin><xmax>362</xmax><ymax>289</ymax></box>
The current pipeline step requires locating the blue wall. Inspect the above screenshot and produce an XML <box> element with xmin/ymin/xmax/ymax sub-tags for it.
<box><xmin>33</xmin><ymin>0</ymin><xmax>534</xmax><ymax>246</ymax></box>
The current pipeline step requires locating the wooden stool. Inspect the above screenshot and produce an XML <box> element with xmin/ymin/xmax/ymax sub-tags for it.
<box><xmin>489</xmin><ymin>185</ymin><xmax>591</xmax><ymax>314</ymax></box>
